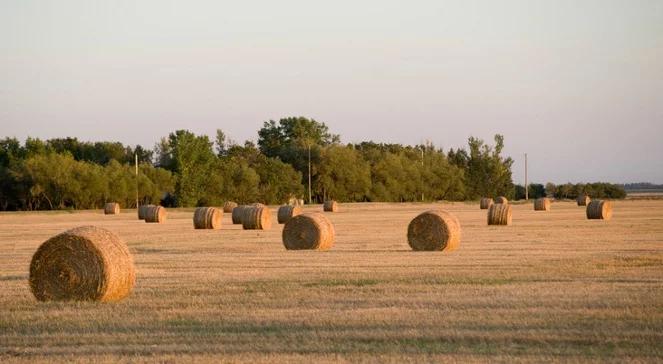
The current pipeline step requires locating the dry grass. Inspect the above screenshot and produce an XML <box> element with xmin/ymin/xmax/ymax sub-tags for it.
<box><xmin>1</xmin><ymin>201</ymin><xmax>663</xmax><ymax>363</ymax></box>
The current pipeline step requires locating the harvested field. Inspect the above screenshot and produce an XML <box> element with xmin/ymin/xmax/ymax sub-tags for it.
<box><xmin>1</xmin><ymin>200</ymin><xmax>662</xmax><ymax>363</ymax></box>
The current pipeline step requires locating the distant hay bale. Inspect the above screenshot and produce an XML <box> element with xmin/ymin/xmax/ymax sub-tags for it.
<box><xmin>242</xmin><ymin>206</ymin><xmax>272</xmax><ymax>230</ymax></box>
<box><xmin>323</xmin><ymin>200</ymin><xmax>339</xmax><ymax>212</ymax></box>
<box><xmin>193</xmin><ymin>207</ymin><xmax>222</xmax><ymax>229</ymax></box>
<box><xmin>282</xmin><ymin>213</ymin><xmax>335</xmax><ymax>250</ymax></box>
<box><xmin>586</xmin><ymin>200</ymin><xmax>612</xmax><ymax>220</ymax></box>
<box><xmin>223</xmin><ymin>201</ymin><xmax>238</xmax><ymax>213</ymax></box>
<box><xmin>480</xmin><ymin>198</ymin><xmax>494</xmax><ymax>210</ymax></box>
<box><xmin>298</xmin><ymin>199</ymin><xmax>305</xmax><ymax>206</ymax></box>
<box><xmin>495</xmin><ymin>196</ymin><xmax>509</xmax><ymax>205</ymax></box>
<box><xmin>534</xmin><ymin>198</ymin><xmax>551</xmax><ymax>211</ymax></box>
<box><xmin>407</xmin><ymin>210</ymin><xmax>461</xmax><ymax>251</ymax></box>
<box><xmin>138</xmin><ymin>204</ymin><xmax>155</xmax><ymax>220</ymax></box>
<box><xmin>29</xmin><ymin>226</ymin><xmax>135</xmax><ymax>302</ymax></box>
<box><xmin>577</xmin><ymin>195</ymin><xmax>591</xmax><ymax>206</ymax></box>
<box><xmin>232</xmin><ymin>205</ymin><xmax>247</xmax><ymax>224</ymax></box>
<box><xmin>144</xmin><ymin>205</ymin><xmax>166</xmax><ymax>223</ymax></box>
<box><xmin>278</xmin><ymin>205</ymin><xmax>302</xmax><ymax>224</ymax></box>
<box><xmin>488</xmin><ymin>203</ymin><xmax>512</xmax><ymax>225</ymax></box>
<box><xmin>104</xmin><ymin>202</ymin><xmax>120</xmax><ymax>215</ymax></box>
<box><xmin>251</xmin><ymin>203</ymin><xmax>265</xmax><ymax>208</ymax></box>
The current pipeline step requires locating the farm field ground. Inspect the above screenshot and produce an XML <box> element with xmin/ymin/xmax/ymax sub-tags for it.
<box><xmin>1</xmin><ymin>200</ymin><xmax>662</xmax><ymax>363</ymax></box>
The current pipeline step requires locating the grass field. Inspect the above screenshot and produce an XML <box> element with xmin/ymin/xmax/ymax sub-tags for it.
<box><xmin>1</xmin><ymin>200</ymin><xmax>662</xmax><ymax>363</ymax></box>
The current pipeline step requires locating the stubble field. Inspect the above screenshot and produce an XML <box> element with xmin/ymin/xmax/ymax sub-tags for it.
<box><xmin>1</xmin><ymin>200</ymin><xmax>662</xmax><ymax>363</ymax></box>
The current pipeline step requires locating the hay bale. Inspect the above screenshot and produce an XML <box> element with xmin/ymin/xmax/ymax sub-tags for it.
<box><xmin>138</xmin><ymin>204</ymin><xmax>155</xmax><ymax>220</ymax></box>
<box><xmin>104</xmin><ymin>202</ymin><xmax>120</xmax><ymax>215</ymax></box>
<box><xmin>487</xmin><ymin>203</ymin><xmax>512</xmax><ymax>225</ymax></box>
<box><xmin>577</xmin><ymin>195</ymin><xmax>591</xmax><ymax>206</ymax></box>
<box><xmin>495</xmin><ymin>196</ymin><xmax>508</xmax><ymax>205</ymax></box>
<box><xmin>144</xmin><ymin>205</ymin><xmax>166</xmax><ymax>223</ymax></box>
<box><xmin>407</xmin><ymin>210</ymin><xmax>461</xmax><ymax>251</ymax></box>
<box><xmin>323</xmin><ymin>200</ymin><xmax>339</xmax><ymax>212</ymax></box>
<box><xmin>242</xmin><ymin>206</ymin><xmax>272</xmax><ymax>230</ymax></box>
<box><xmin>193</xmin><ymin>207</ymin><xmax>222</xmax><ymax>229</ymax></box>
<box><xmin>298</xmin><ymin>199</ymin><xmax>305</xmax><ymax>206</ymax></box>
<box><xmin>223</xmin><ymin>201</ymin><xmax>238</xmax><ymax>213</ymax></box>
<box><xmin>282</xmin><ymin>213</ymin><xmax>335</xmax><ymax>250</ymax></box>
<box><xmin>29</xmin><ymin>226</ymin><xmax>135</xmax><ymax>302</ymax></box>
<box><xmin>232</xmin><ymin>205</ymin><xmax>247</xmax><ymax>224</ymax></box>
<box><xmin>480</xmin><ymin>198</ymin><xmax>493</xmax><ymax>210</ymax></box>
<box><xmin>278</xmin><ymin>205</ymin><xmax>302</xmax><ymax>224</ymax></box>
<box><xmin>534</xmin><ymin>197</ymin><xmax>551</xmax><ymax>211</ymax></box>
<box><xmin>586</xmin><ymin>200</ymin><xmax>612</xmax><ymax>220</ymax></box>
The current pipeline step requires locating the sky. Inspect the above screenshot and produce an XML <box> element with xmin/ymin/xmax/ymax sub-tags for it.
<box><xmin>1</xmin><ymin>0</ymin><xmax>662</xmax><ymax>184</ymax></box>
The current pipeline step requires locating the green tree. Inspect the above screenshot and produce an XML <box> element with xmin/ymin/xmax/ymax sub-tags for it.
<box><xmin>317</xmin><ymin>145</ymin><xmax>371</xmax><ymax>201</ymax></box>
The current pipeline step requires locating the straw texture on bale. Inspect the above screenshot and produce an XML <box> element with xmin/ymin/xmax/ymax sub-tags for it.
<box><xmin>232</xmin><ymin>205</ymin><xmax>247</xmax><ymax>224</ymax></box>
<box><xmin>495</xmin><ymin>196</ymin><xmax>509</xmax><ymax>205</ymax></box>
<box><xmin>193</xmin><ymin>207</ymin><xmax>222</xmax><ymax>229</ymax></box>
<box><xmin>29</xmin><ymin>226</ymin><xmax>135</xmax><ymax>302</ymax></box>
<box><xmin>480</xmin><ymin>198</ymin><xmax>494</xmax><ymax>210</ymax></box>
<box><xmin>278</xmin><ymin>205</ymin><xmax>302</xmax><ymax>224</ymax></box>
<box><xmin>144</xmin><ymin>205</ymin><xmax>166</xmax><ymax>223</ymax></box>
<box><xmin>407</xmin><ymin>210</ymin><xmax>461</xmax><ymax>252</ymax></box>
<box><xmin>577</xmin><ymin>195</ymin><xmax>591</xmax><ymax>206</ymax></box>
<box><xmin>488</xmin><ymin>203</ymin><xmax>512</xmax><ymax>225</ymax></box>
<box><xmin>242</xmin><ymin>206</ymin><xmax>272</xmax><ymax>230</ymax></box>
<box><xmin>534</xmin><ymin>198</ymin><xmax>551</xmax><ymax>211</ymax></box>
<box><xmin>586</xmin><ymin>200</ymin><xmax>613</xmax><ymax>220</ymax></box>
<box><xmin>282</xmin><ymin>213</ymin><xmax>335</xmax><ymax>250</ymax></box>
<box><xmin>323</xmin><ymin>200</ymin><xmax>339</xmax><ymax>212</ymax></box>
<box><xmin>104</xmin><ymin>202</ymin><xmax>120</xmax><ymax>215</ymax></box>
<box><xmin>223</xmin><ymin>201</ymin><xmax>238</xmax><ymax>213</ymax></box>
<box><xmin>138</xmin><ymin>204</ymin><xmax>154</xmax><ymax>220</ymax></box>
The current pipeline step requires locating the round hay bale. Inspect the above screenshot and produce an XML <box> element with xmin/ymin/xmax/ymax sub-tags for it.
<box><xmin>480</xmin><ymin>198</ymin><xmax>494</xmax><ymax>210</ymax></box>
<box><xmin>586</xmin><ymin>200</ymin><xmax>612</xmax><ymax>220</ymax></box>
<box><xmin>144</xmin><ymin>205</ymin><xmax>166</xmax><ymax>223</ymax></box>
<box><xmin>250</xmin><ymin>202</ymin><xmax>265</xmax><ymax>208</ymax></box>
<box><xmin>278</xmin><ymin>205</ymin><xmax>302</xmax><ymax>224</ymax></box>
<box><xmin>104</xmin><ymin>202</ymin><xmax>120</xmax><ymax>215</ymax></box>
<box><xmin>232</xmin><ymin>205</ymin><xmax>247</xmax><ymax>224</ymax></box>
<box><xmin>534</xmin><ymin>198</ymin><xmax>551</xmax><ymax>211</ymax></box>
<box><xmin>577</xmin><ymin>195</ymin><xmax>591</xmax><ymax>206</ymax></box>
<box><xmin>495</xmin><ymin>196</ymin><xmax>508</xmax><ymax>205</ymax></box>
<box><xmin>282</xmin><ymin>213</ymin><xmax>335</xmax><ymax>250</ymax></box>
<box><xmin>193</xmin><ymin>207</ymin><xmax>222</xmax><ymax>229</ymax></box>
<box><xmin>298</xmin><ymin>199</ymin><xmax>305</xmax><ymax>206</ymax></box>
<box><xmin>407</xmin><ymin>210</ymin><xmax>461</xmax><ymax>252</ymax></box>
<box><xmin>487</xmin><ymin>203</ymin><xmax>512</xmax><ymax>225</ymax></box>
<box><xmin>29</xmin><ymin>226</ymin><xmax>135</xmax><ymax>302</ymax></box>
<box><xmin>138</xmin><ymin>204</ymin><xmax>155</xmax><ymax>220</ymax></box>
<box><xmin>242</xmin><ymin>206</ymin><xmax>272</xmax><ymax>230</ymax></box>
<box><xmin>323</xmin><ymin>200</ymin><xmax>339</xmax><ymax>212</ymax></box>
<box><xmin>223</xmin><ymin>201</ymin><xmax>238</xmax><ymax>213</ymax></box>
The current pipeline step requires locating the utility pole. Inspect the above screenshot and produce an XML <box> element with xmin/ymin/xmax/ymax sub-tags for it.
<box><xmin>307</xmin><ymin>143</ymin><xmax>312</xmax><ymax>205</ymax></box>
<box><xmin>135</xmin><ymin>153</ymin><xmax>139</xmax><ymax>209</ymax></box>
<box><xmin>524</xmin><ymin>153</ymin><xmax>528</xmax><ymax>201</ymax></box>
<box><xmin>421</xmin><ymin>146</ymin><xmax>424</xmax><ymax>202</ymax></box>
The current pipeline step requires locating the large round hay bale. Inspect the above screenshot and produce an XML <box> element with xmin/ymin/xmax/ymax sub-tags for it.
<box><xmin>282</xmin><ymin>213</ymin><xmax>335</xmax><ymax>250</ymax></box>
<box><xmin>138</xmin><ymin>204</ymin><xmax>155</xmax><ymax>220</ymax></box>
<box><xmin>487</xmin><ymin>203</ymin><xmax>512</xmax><ymax>225</ymax></box>
<box><xmin>29</xmin><ymin>226</ymin><xmax>135</xmax><ymax>302</ymax></box>
<box><xmin>193</xmin><ymin>207</ymin><xmax>222</xmax><ymax>229</ymax></box>
<box><xmin>577</xmin><ymin>195</ymin><xmax>590</xmax><ymax>206</ymax></box>
<box><xmin>534</xmin><ymin>198</ymin><xmax>551</xmax><ymax>211</ymax></box>
<box><xmin>586</xmin><ymin>200</ymin><xmax>612</xmax><ymax>220</ymax></box>
<box><xmin>223</xmin><ymin>201</ymin><xmax>238</xmax><ymax>213</ymax></box>
<box><xmin>407</xmin><ymin>210</ymin><xmax>461</xmax><ymax>252</ymax></box>
<box><xmin>104</xmin><ymin>202</ymin><xmax>120</xmax><ymax>215</ymax></box>
<box><xmin>242</xmin><ymin>206</ymin><xmax>272</xmax><ymax>230</ymax></box>
<box><xmin>278</xmin><ymin>205</ymin><xmax>302</xmax><ymax>224</ymax></box>
<box><xmin>232</xmin><ymin>205</ymin><xmax>247</xmax><ymax>224</ymax></box>
<box><xmin>323</xmin><ymin>200</ymin><xmax>339</xmax><ymax>212</ymax></box>
<box><xmin>144</xmin><ymin>205</ymin><xmax>166</xmax><ymax>223</ymax></box>
<box><xmin>480</xmin><ymin>198</ymin><xmax>494</xmax><ymax>210</ymax></box>
<box><xmin>495</xmin><ymin>196</ymin><xmax>509</xmax><ymax>205</ymax></box>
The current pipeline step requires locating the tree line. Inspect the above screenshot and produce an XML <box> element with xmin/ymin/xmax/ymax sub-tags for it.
<box><xmin>0</xmin><ymin>117</ymin><xmax>624</xmax><ymax>210</ymax></box>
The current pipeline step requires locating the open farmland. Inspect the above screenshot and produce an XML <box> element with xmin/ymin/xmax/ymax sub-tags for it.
<box><xmin>1</xmin><ymin>200</ymin><xmax>662</xmax><ymax>363</ymax></box>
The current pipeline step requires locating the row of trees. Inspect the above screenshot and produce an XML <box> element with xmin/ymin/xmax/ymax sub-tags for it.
<box><xmin>0</xmin><ymin>117</ymin><xmax>625</xmax><ymax>210</ymax></box>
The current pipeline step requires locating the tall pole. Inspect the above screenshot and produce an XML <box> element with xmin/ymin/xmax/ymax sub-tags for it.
<box><xmin>524</xmin><ymin>153</ymin><xmax>528</xmax><ymax>201</ymax></box>
<box><xmin>307</xmin><ymin>144</ymin><xmax>312</xmax><ymax>205</ymax></box>
<box><xmin>421</xmin><ymin>147</ymin><xmax>424</xmax><ymax>202</ymax></box>
<box><xmin>135</xmin><ymin>153</ymin><xmax>139</xmax><ymax>209</ymax></box>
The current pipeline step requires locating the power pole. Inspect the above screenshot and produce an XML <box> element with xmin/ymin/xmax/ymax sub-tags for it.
<box><xmin>524</xmin><ymin>153</ymin><xmax>528</xmax><ymax>201</ymax></box>
<box><xmin>135</xmin><ymin>153</ymin><xmax>139</xmax><ymax>209</ymax></box>
<box><xmin>421</xmin><ymin>146</ymin><xmax>424</xmax><ymax>202</ymax></box>
<box><xmin>307</xmin><ymin>143</ymin><xmax>312</xmax><ymax>205</ymax></box>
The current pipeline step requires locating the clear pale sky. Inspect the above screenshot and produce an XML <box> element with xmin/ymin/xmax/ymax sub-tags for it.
<box><xmin>1</xmin><ymin>0</ymin><xmax>662</xmax><ymax>184</ymax></box>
